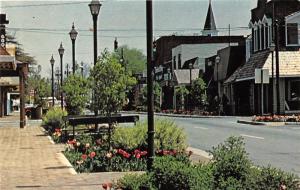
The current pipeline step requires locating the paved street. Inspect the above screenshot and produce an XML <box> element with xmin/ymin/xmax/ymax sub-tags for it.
<box><xmin>139</xmin><ymin>115</ymin><xmax>300</xmax><ymax>176</ymax></box>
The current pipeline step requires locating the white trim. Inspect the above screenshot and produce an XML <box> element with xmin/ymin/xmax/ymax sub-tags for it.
<box><xmin>286</xmin><ymin>10</ymin><xmax>300</xmax><ymax>21</ymax></box>
<box><xmin>236</xmin><ymin>77</ymin><xmax>254</xmax><ymax>82</ymax></box>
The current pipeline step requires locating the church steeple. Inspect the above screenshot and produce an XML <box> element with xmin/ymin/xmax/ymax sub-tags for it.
<box><xmin>202</xmin><ymin>0</ymin><xmax>218</xmax><ymax>36</ymax></box>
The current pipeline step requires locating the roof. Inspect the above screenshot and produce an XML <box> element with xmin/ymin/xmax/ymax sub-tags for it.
<box><xmin>0</xmin><ymin>46</ymin><xmax>16</xmax><ymax>70</ymax></box>
<box><xmin>203</xmin><ymin>0</ymin><xmax>217</xmax><ymax>31</ymax></box>
<box><xmin>0</xmin><ymin>46</ymin><xmax>10</xmax><ymax>56</ymax></box>
<box><xmin>182</xmin><ymin>57</ymin><xmax>198</xmax><ymax>69</ymax></box>
<box><xmin>173</xmin><ymin>69</ymin><xmax>200</xmax><ymax>85</ymax></box>
<box><xmin>225</xmin><ymin>50</ymin><xmax>300</xmax><ymax>83</ymax></box>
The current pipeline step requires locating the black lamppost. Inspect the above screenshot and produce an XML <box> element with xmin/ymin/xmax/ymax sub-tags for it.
<box><xmin>65</xmin><ymin>64</ymin><xmax>70</xmax><ymax>78</ymax></box>
<box><xmin>50</xmin><ymin>55</ymin><xmax>55</xmax><ymax>107</ymax></box>
<box><xmin>270</xmin><ymin>42</ymin><xmax>275</xmax><ymax>115</ymax></box>
<box><xmin>80</xmin><ymin>62</ymin><xmax>84</xmax><ymax>77</ymax></box>
<box><xmin>89</xmin><ymin>0</ymin><xmax>101</xmax><ymax>66</ymax></box>
<box><xmin>69</xmin><ymin>23</ymin><xmax>78</xmax><ymax>74</ymax></box>
<box><xmin>58</xmin><ymin>42</ymin><xmax>65</xmax><ymax>109</ymax></box>
<box><xmin>274</xmin><ymin>19</ymin><xmax>280</xmax><ymax>115</ymax></box>
<box><xmin>189</xmin><ymin>62</ymin><xmax>193</xmax><ymax>111</ymax></box>
<box><xmin>146</xmin><ymin>0</ymin><xmax>154</xmax><ymax>171</ymax></box>
<box><xmin>215</xmin><ymin>56</ymin><xmax>220</xmax><ymax>115</ymax></box>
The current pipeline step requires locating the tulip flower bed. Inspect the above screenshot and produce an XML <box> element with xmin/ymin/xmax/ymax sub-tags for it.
<box><xmin>64</xmin><ymin>119</ymin><xmax>189</xmax><ymax>173</ymax></box>
<box><xmin>161</xmin><ymin>109</ymin><xmax>214</xmax><ymax>116</ymax></box>
<box><xmin>252</xmin><ymin>115</ymin><xmax>300</xmax><ymax>122</ymax></box>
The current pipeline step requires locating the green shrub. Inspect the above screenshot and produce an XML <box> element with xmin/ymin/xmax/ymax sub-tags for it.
<box><xmin>117</xmin><ymin>173</ymin><xmax>156</xmax><ymax>190</ymax></box>
<box><xmin>42</xmin><ymin>107</ymin><xmax>67</xmax><ymax>132</ymax></box>
<box><xmin>112</xmin><ymin>119</ymin><xmax>187</xmax><ymax>151</ymax></box>
<box><xmin>112</xmin><ymin>122</ymin><xmax>147</xmax><ymax>150</ymax></box>
<box><xmin>209</xmin><ymin>136</ymin><xmax>252</xmax><ymax>189</ymax></box>
<box><xmin>246</xmin><ymin>165</ymin><xmax>299</xmax><ymax>190</ymax></box>
<box><xmin>152</xmin><ymin>156</ymin><xmax>213</xmax><ymax>190</ymax></box>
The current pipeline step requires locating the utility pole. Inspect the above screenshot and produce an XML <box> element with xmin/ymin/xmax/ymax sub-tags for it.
<box><xmin>274</xmin><ymin>20</ymin><xmax>280</xmax><ymax>115</ymax></box>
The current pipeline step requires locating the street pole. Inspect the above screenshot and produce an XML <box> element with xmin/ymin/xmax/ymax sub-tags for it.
<box><xmin>89</xmin><ymin>0</ymin><xmax>101</xmax><ymax>117</ymax></box>
<box><xmin>271</xmin><ymin>51</ymin><xmax>274</xmax><ymax>115</ymax></box>
<box><xmin>261</xmin><ymin>69</ymin><xmax>264</xmax><ymax>115</ymax></box>
<box><xmin>60</xmin><ymin>55</ymin><xmax>63</xmax><ymax>109</ymax></box>
<box><xmin>189</xmin><ymin>63</ymin><xmax>192</xmax><ymax>111</ymax></box>
<box><xmin>274</xmin><ymin>20</ymin><xmax>280</xmax><ymax>115</ymax></box>
<box><xmin>50</xmin><ymin>55</ymin><xmax>55</xmax><ymax>107</ymax></box>
<box><xmin>69</xmin><ymin>23</ymin><xmax>78</xmax><ymax>75</ymax></box>
<box><xmin>93</xmin><ymin>15</ymin><xmax>97</xmax><ymax>66</ymax></box>
<box><xmin>146</xmin><ymin>0</ymin><xmax>154</xmax><ymax>171</ymax></box>
<box><xmin>58</xmin><ymin>43</ymin><xmax>65</xmax><ymax>110</ymax></box>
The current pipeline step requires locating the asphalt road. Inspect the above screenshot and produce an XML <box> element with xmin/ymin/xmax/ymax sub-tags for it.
<box><xmin>139</xmin><ymin>115</ymin><xmax>300</xmax><ymax>176</ymax></box>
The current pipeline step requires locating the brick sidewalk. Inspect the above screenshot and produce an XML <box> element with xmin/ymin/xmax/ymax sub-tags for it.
<box><xmin>0</xmin><ymin>113</ymin><xmax>211</xmax><ymax>190</ymax></box>
<box><xmin>0</xmin><ymin>123</ymin><xmax>132</xmax><ymax>190</ymax></box>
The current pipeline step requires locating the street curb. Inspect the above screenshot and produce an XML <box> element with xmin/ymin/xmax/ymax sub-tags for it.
<box><xmin>56</xmin><ymin>152</ymin><xmax>77</xmax><ymax>175</ymax></box>
<box><xmin>187</xmin><ymin>147</ymin><xmax>213</xmax><ymax>160</ymax></box>
<box><xmin>238</xmin><ymin>120</ymin><xmax>300</xmax><ymax>126</ymax></box>
<box><xmin>122</xmin><ymin>111</ymin><xmax>237</xmax><ymax>119</ymax></box>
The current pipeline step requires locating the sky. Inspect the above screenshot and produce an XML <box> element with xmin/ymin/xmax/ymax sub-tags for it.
<box><xmin>0</xmin><ymin>0</ymin><xmax>257</xmax><ymax>77</ymax></box>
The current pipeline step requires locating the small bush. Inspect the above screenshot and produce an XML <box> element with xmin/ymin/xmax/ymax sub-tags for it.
<box><xmin>42</xmin><ymin>107</ymin><xmax>67</xmax><ymax>132</ymax></box>
<box><xmin>152</xmin><ymin>156</ymin><xmax>213</xmax><ymax>190</ymax></box>
<box><xmin>112</xmin><ymin>119</ymin><xmax>187</xmax><ymax>152</ymax></box>
<box><xmin>209</xmin><ymin>136</ymin><xmax>252</xmax><ymax>189</ymax></box>
<box><xmin>246</xmin><ymin>165</ymin><xmax>299</xmax><ymax>190</ymax></box>
<box><xmin>117</xmin><ymin>173</ymin><xmax>156</xmax><ymax>190</ymax></box>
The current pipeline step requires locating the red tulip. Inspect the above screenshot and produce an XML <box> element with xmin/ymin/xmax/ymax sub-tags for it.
<box><xmin>81</xmin><ymin>154</ymin><xmax>88</xmax><ymax>160</ymax></box>
<box><xmin>89</xmin><ymin>152</ymin><xmax>96</xmax><ymax>159</ymax></box>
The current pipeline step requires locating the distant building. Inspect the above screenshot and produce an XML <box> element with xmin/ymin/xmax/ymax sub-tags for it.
<box><xmin>155</xmin><ymin>0</ymin><xmax>245</xmax><ymax>110</ymax></box>
<box><xmin>225</xmin><ymin>0</ymin><xmax>300</xmax><ymax>115</ymax></box>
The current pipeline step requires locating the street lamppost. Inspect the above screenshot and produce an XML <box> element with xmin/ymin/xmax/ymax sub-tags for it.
<box><xmin>274</xmin><ymin>19</ymin><xmax>280</xmax><ymax>115</ymax></box>
<box><xmin>58</xmin><ymin>42</ymin><xmax>65</xmax><ymax>109</ymax></box>
<box><xmin>50</xmin><ymin>55</ymin><xmax>55</xmax><ymax>107</ymax></box>
<box><xmin>65</xmin><ymin>64</ymin><xmax>70</xmax><ymax>78</ymax></box>
<box><xmin>270</xmin><ymin>42</ymin><xmax>275</xmax><ymax>115</ymax></box>
<box><xmin>189</xmin><ymin>62</ymin><xmax>193</xmax><ymax>111</ymax></box>
<box><xmin>146</xmin><ymin>0</ymin><xmax>154</xmax><ymax>171</ymax></box>
<box><xmin>69</xmin><ymin>23</ymin><xmax>78</xmax><ymax>75</ymax></box>
<box><xmin>80</xmin><ymin>62</ymin><xmax>84</xmax><ymax>77</ymax></box>
<box><xmin>89</xmin><ymin>0</ymin><xmax>101</xmax><ymax>118</ymax></box>
<box><xmin>215</xmin><ymin>56</ymin><xmax>220</xmax><ymax>115</ymax></box>
<box><xmin>89</xmin><ymin>0</ymin><xmax>101</xmax><ymax>66</ymax></box>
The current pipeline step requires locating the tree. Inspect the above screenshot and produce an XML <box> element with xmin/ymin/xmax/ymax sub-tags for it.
<box><xmin>190</xmin><ymin>78</ymin><xmax>207</xmax><ymax>109</ymax></box>
<box><xmin>90</xmin><ymin>50</ymin><xmax>136</xmax><ymax>117</ymax></box>
<box><xmin>175</xmin><ymin>86</ymin><xmax>189</xmax><ymax>110</ymax></box>
<box><xmin>116</xmin><ymin>45</ymin><xmax>146</xmax><ymax>75</ymax></box>
<box><xmin>62</xmin><ymin>74</ymin><xmax>90</xmax><ymax>115</ymax></box>
<box><xmin>6</xmin><ymin>34</ymin><xmax>37</xmax><ymax>64</ymax></box>
<box><xmin>139</xmin><ymin>81</ymin><xmax>162</xmax><ymax>112</ymax></box>
<box><xmin>35</xmin><ymin>78</ymin><xmax>51</xmax><ymax>107</ymax></box>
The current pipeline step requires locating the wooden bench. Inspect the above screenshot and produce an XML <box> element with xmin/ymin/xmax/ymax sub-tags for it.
<box><xmin>62</xmin><ymin>115</ymin><xmax>139</xmax><ymax>147</ymax></box>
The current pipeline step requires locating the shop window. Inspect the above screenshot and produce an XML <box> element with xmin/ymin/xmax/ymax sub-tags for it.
<box><xmin>287</xmin><ymin>23</ymin><xmax>298</xmax><ymax>45</ymax></box>
<box><xmin>290</xmin><ymin>80</ymin><xmax>300</xmax><ymax>101</ymax></box>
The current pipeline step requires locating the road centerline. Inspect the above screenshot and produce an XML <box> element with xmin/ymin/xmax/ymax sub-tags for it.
<box><xmin>194</xmin><ymin>126</ymin><xmax>208</xmax><ymax>130</ymax></box>
<box><xmin>241</xmin><ymin>134</ymin><xmax>264</xmax><ymax>140</ymax></box>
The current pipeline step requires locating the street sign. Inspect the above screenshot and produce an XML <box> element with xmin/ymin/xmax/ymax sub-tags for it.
<box><xmin>255</xmin><ymin>68</ymin><xmax>269</xmax><ymax>84</ymax></box>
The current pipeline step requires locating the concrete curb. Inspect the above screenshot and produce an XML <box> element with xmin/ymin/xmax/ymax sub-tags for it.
<box><xmin>122</xmin><ymin>111</ymin><xmax>237</xmax><ymax>119</ymax></box>
<box><xmin>187</xmin><ymin>147</ymin><xmax>213</xmax><ymax>160</ymax></box>
<box><xmin>56</xmin><ymin>152</ymin><xmax>77</xmax><ymax>175</ymax></box>
<box><xmin>237</xmin><ymin>120</ymin><xmax>300</xmax><ymax>126</ymax></box>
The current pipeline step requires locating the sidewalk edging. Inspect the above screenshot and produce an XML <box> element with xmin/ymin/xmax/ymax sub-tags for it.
<box><xmin>238</xmin><ymin>120</ymin><xmax>300</xmax><ymax>126</ymax></box>
<box><xmin>187</xmin><ymin>147</ymin><xmax>212</xmax><ymax>160</ymax></box>
<box><xmin>122</xmin><ymin>111</ymin><xmax>237</xmax><ymax>119</ymax></box>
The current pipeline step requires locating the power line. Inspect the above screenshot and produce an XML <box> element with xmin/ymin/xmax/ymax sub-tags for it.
<box><xmin>1</xmin><ymin>2</ymin><xmax>93</xmax><ymax>9</ymax></box>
